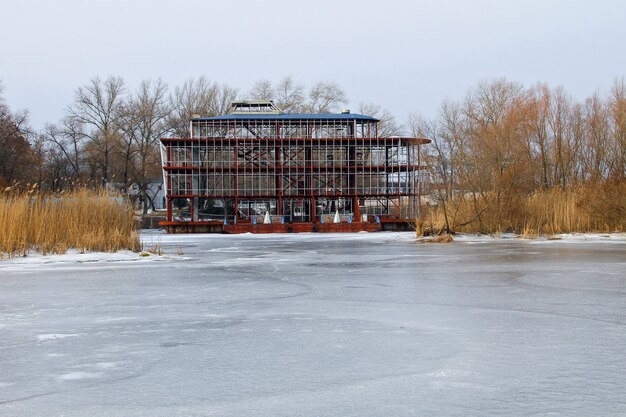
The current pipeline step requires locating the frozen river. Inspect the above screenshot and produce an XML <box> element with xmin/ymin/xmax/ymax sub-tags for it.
<box><xmin>1</xmin><ymin>232</ymin><xmax>626</xmax><ymax>416</ymax></box>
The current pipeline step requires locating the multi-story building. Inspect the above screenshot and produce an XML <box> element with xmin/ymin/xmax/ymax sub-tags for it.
<box><xmin>159</xmin><ymin>100</ymin><xmax>429</xmax><ymax>233</ymax></box>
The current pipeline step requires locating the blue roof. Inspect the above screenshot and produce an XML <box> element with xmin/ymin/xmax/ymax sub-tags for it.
<box><xmin>192</xmin><ymin>113</ymin><xmax>379</xmax><ymax>122</ymax></box>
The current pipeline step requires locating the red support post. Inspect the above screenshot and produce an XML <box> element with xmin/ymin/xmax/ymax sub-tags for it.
<box><xmin>276</xmin><ymin>121</ymin><xmax>283</xmax><ymax>216</ymax></box>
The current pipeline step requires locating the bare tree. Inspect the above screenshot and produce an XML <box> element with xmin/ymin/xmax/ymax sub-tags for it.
<box><xmin>37</xmin><ymin>134</ymin><xmax>76</xmax><ymax>191</ymax></box>
<box><xmin>274</xmin><ymin>76</ymin><xmax>305</xmax><ymax>112</ymax></box>
<box><xmin>410</xmin><ymin>77</ymin><xmax>626</xmax><ymax>234</ymax></box>
<box><xmin>168</xmin><ymin>77</ymin><xmax>237</xmax><ymax>137</ymax></box>
<box><xmin>248</xmin><ymin>76</ymin><xmax>305</xmax><ymax>112</ymax></box>
<box><xmin>0</xmin><ymin>81</ymin><xmax>35</xmax><ymax>185</ymax></box>
<box><xmin>305</xmin><ymin>81</ymin><xmax>348</xmax><ymax>113</ymax></box>
<box><xmin>215</xmin><ymin>84</ymin><xmax>239</xmax><ymax>115</ymax></box>
<box><xmin>528</xmin><ymin>84</ymin><xmax>552</xmax><ymax>189</ymax></box>
<box><xmin>248</xmin><ymin>77</ymin><xmax>348</xmax><ymax>114</ymax></box>
<box><xmin>118</xmin><ymin>79</ymin><xmax>171</xmax><ymax>213</ymax></box>
<box><xmin>249</xmin><ymin>79</ymin><xmax>274</xmax><ymax>101</ymax></box>
<box><xmin>581</xmin><ymin>94</ymin><xmax>611</xmax><ymax>182</ymax></box>
<box><xmin>548</xmin><ymin>86</ymin><xmax>575</xmax><ymax>188</ymax></box>
<box><xmin>569</xmin><ymin>102</ymin><xmax>587</xmax><ymax>182</ymax></box>
<box><xmin>409</xmin><ymin>112</ymin><xmax>452</xmax><ymax>233</ymax></box>
<box><xmin>358</xmin><ymin>103</ymin><xmax>404</xmax><ymax>138</ymax></box>
<box><xmin>168</xmin><ymin>77</ymin><xmax>212</xmax><ymax>137</ymax></box>
<box><xmin>66</xmin><ymin>76</ymin><xmax>126</xmax><ymax>186</ymax></box>
<box><xmin>44</xmin><ymin>117</ymin><xmax>85</xmax><ymax>178</ymax></box>
<box><xmin>609</xmin><ymin>77</ymin><xmax>626</xmax><ymax>180</ymax></box>
<box><xmin>434</xmin><ymin>79</ymin><xmax>534</xmax><ymax>232</ymax></box>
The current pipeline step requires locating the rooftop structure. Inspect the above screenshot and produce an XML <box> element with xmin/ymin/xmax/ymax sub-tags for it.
<box><xmin>159</xmin><ymin>101</ymin><xmax>430</xmax><ymax>233</ymax></box>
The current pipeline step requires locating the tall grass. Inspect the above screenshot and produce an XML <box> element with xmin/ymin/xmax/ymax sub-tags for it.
<box><xmin>419</xmin><ymin>182</ymin><xmax>626</xmax><ymax>236</ymax></box>
<box><xmin>522</xmin><ymin>187</ymin><xmax>592</xmax><ymax>235</ymax></box>
<box><xmin>0</xmin><ymin>188</ymin><xmax>140</xmax><ymax>257</ymax></box>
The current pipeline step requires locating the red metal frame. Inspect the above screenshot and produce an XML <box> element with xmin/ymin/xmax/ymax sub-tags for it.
<box><xmin>159</xmin><ymin>111</ymin><xmax>430</xmax><ymax>233</ymax></box>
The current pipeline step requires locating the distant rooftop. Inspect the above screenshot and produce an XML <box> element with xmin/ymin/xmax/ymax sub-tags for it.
<box><xmin>194</xmin><ymin>113</ymin><xmax>378</xmax><ymax>122</ymax></box>
<box><xmin>231</xmin><ymin>100</ymin><xmax>282</xmax><ymax>115</ymax></box>
<box><xmin>193</xmin><ymin>100</ymin><xmax>379</xmax><ymax>122</ymax></box>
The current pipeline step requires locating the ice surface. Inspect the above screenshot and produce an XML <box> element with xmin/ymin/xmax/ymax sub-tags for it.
<box><xmin>1</xmin><ymin>231</ymin><xmax>626</xmax><ymax>416</ymax></box>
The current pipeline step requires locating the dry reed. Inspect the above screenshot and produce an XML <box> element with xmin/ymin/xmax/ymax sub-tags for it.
<box><xmin>0</xmin><ymin>188</ymin><xmax>140</xmax><ymax>257</ymax></box>
<box><xmin>418</xmin><ymin>183</ymin><xmax>626</xmax><ymax>237</ymax></box>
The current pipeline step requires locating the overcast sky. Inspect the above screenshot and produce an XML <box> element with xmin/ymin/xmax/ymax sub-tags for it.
<box><xmin>1</xmin><ymin>0</ymin><xmax>625</xmax><ymax>131</ymax></box>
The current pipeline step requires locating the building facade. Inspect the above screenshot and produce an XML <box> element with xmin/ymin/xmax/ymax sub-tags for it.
<box><xmin>159</xmin><ymin>101</ymin><xmax>429</xmax><ymax>233</ymax></box>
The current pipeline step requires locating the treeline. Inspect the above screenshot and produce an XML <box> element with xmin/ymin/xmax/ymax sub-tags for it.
<box><xmin>412</xmin><ymin>78</ymin><xmax>626</xmax><ymax>234</ymax></box>
<box><xmin>0</xmin><ymin>76</ymin><xmax>359</xmax><ymax>212</ymax></box>
<box><xmin>3</xmin><ymin>75</ymin><xmax>625</xmax><ymax>233</ymax></box>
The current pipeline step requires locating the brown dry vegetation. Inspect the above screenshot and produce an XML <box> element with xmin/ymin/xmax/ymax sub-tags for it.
<box><xmin>413</xmin><ymin>78</ymin><xmax>626</xmax><ymax>238</ymax></box>
<box><xmin>0</xmin><ymin>187</ymin><xmax>140</xmax><ymax>257</ymax></box>
<box><xmin>418</xmin><ymin>182</ymin><xmax>626</xmax><ymax>236</ymax></box>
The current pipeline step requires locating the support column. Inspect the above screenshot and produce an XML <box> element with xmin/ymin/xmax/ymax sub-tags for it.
<box><xmin>233</xmin><ymin>122</ymin><xmax>238</xmax><ymax>225</ymax></box>
<box><xmin>192</xmin><ymin>143</ymin><xmax>200</xmax><ymax>222</ymax></box>
<box><xmin>275</xmin><ymin>122</ymin><xmax>282</xmax><ymax>216</ymax></box>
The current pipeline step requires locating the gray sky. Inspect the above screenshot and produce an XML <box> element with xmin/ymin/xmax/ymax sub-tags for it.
<box><xmin>1</xmin><ymin>0</ymin><xmax>625</xmax><ymax>131</ymax></box>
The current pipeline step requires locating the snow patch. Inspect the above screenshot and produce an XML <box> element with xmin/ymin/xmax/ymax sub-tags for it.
<box><xmin>1</xmin><ymin>249</ymin><xmax>184</xmax><ymax>270</ymax></box>
<box><xmin>46</xmin><ymin>353</ymin><xmax>68</xmax><ymax>358</ymax></box>
<box><xmin>37</xmin><ymin>333</ymin><xmax>84</xmax><ymax>342</ymax></box>
<box><xmin>93</xmin><ymin>316</ymin><xmax>136</xmax><ymax>323</ymax></box>
<box><xmin>73</xmin><ymin>362</ymin><xmax>118</xmax><ymax>370</ymax></box>
<box><xmin>58</xmin><ymin>371</ymin><xmax>103</xmax><ymax>381</ymax></box>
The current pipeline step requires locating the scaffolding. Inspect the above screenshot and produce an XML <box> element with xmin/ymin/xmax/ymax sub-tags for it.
<box><xmin>160</xmin><ymin>101</ymin><xmax>430</xmax><ymax>233</ymax></box>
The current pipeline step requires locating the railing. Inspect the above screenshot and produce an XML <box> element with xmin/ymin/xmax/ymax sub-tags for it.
<box><xmin>319</xmin><ymin>213</ymin><xmax>353</xmax><ymax>223</ymax></box>
<box><xmin>251</xmin><ymin>214</ymin><xmax>285</xmax><ymax>224</ymax></box>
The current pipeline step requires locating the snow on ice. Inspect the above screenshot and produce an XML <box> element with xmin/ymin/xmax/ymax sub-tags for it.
<box><xmin>1</xmin><ymin>231</ymin><xmax>625</xmax><ymax>416</ymax></box>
